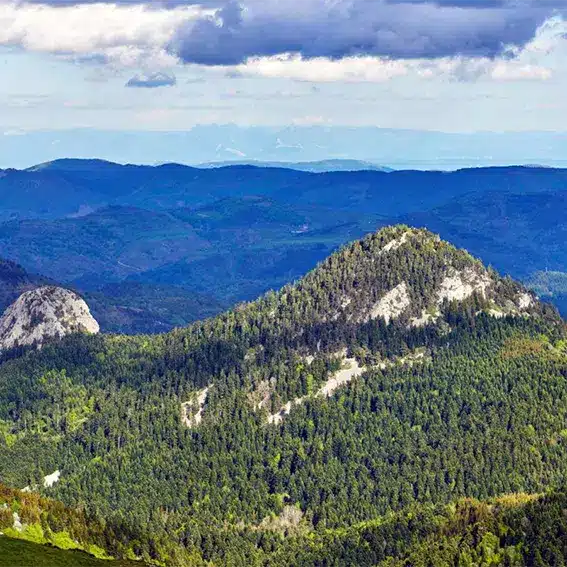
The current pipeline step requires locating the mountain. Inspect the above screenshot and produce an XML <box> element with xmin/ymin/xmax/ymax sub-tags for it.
<box><xmin>3</xmin><ymin>159</ymin><xmax>567</xmax><ymax>221</ymax></box>
<box><xmin>1</xmin><ymin>161</ymin><xmax>567</xmax><ymax>332</ymax></box>
<box><xmin>3</xmin><ymin>164</ymin><xmax>567</xmax><ymax>332</ymax></box>
<box><xmin>0</xmin><ymin>257</ymin><xmax>225</xmax><ymax>335</ymax></box>
<box><xmin>0</xmin><ymin>167</ymin><xmax>103</xmax><ymax>221</ymax></box>
<box><xmin>7</xmin><ymin>126</ymin><xmax>567</xmax><ymax>169</ymax></box>
<box><xmin>0</xmin><ymin>226</ymin><xmax>564</xmax><ymax>565</ymax></box>
<box><xmin>0</xmin><ymin>287</ymin><xmax>99</xmax><ymax>351</ymax></box>
<box><xmin>196</xmin><ymin>159</ymin><xmax>394</xmax><ymax>173</ymax></box>
<box><xmin>0</xmin><ymin>258</ymin><xmax>53</xmax><ymax>315</ymax></box>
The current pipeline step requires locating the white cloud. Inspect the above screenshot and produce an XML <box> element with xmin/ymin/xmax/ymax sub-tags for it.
<box><xmin>490</xmin><ymin>62</ymin><xmax>552</xmax><ymax>81</ymax></box>
<box><xmin>226</xmin><ymin>52</ymin><xmax>552</xmax><ymax>83</ymax></box>
<box><xmin>0</xmin><ymin>2</ymin><xmax>207</xmax><ymax>68</ymax></box>
<box><xmin>232</xmin><ymin>54</ymin><xmax>411</xmax><ymax>83</ymax></box>
<box><xmin>0</xmin><ymin>1</ymin><xmax>561</xmax><ymax>84</ymax></box>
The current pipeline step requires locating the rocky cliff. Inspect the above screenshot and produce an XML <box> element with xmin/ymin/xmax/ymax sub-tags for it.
<box><xmin>0</xmin><ymin>286</ymin><xmax>99</xmax><ymax>351</ymax></box>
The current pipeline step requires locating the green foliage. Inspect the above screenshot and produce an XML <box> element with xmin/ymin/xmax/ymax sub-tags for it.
<box><xmin>0</xmin><ymin>226</ymin><xmax>564</xmax><ymax>565</ymax></box>
<box><xmin>0</xmin><ymin>536</ymin><xmax>144</xmax><ymax>567</ymax></box>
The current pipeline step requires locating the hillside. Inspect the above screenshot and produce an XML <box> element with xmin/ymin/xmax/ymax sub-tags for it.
<box><xmin>85</xmin><ymin>282</ymin><xmax>226</xmax><ymax>334</ymax></box>
<box><xmin>402</xmin><ymin>190</ymin><xmax>567</xmax><ymax>280</ymax></box>
<box><xmin>0</xmin><ymin>538</ymin><xmax>141</xmax><ymax>567</ymax></box>
<box><xmin>0</xmin><ymin>483</ymin><xmax>150</xmax><ymax>565</ymax></box>
<box><xmin>0</xmin><ymin>259</ymin><xmax>224</xmax><ymax>335</ymax></box>
<box><xmin>250</xmin><ymin>491</ymin><xmax>567</xmax><ymax>566</ymax></box>
<box><xmin>0</xmin><ymin>206</ymin><xmax>209</xmax><ymax>284</ymax></box>
<box><xmin>5</xmin><ymin>489</ymin><xmax>566</xmax><ymax>567</ymax></box>
<box><xmin>3</xmin><ymin>160</ymin><xmax>567</xmax><ymax>221</ymax></box>
<box><xmin>0</xmin><ymin>226</ymin><xmax>565</xmax><ymax>565</ymax></box>
<box><xmin>0</xmin><ymin>258</ymin><xmax>53</xmax><ymax>315</ymax></box>
<box><xmin>0</xmin><ymin>161</ymin><xmax>567</xmax><ymax>334</ymax></box>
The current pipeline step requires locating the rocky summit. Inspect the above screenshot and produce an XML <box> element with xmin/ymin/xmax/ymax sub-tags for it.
<box><xmin>0</xmin><ymin>286</ymin><xmax>99</xmax><ymax>351</ymax></box>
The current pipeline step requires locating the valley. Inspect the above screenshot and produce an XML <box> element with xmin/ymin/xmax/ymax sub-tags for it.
<box><xmin>0</xmin><ymin>161</ymin><xmax>567</xmax><ymax>333</ymax></box>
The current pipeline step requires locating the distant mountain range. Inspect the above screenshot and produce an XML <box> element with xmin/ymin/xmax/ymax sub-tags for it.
<box><xmin>196</xmin><ymin>159</ymin><xmax>394</xmax><ymax>173</ymax></box>
<box><xmin>6</xmin><ymin>126</ymin><xmax>567</xmax><ymax>170</ymax></box>
<box><xmin>4</xmin><ymin>159</ymin><xmax>567</xmax><ymax>221</ymax></box>
<box><xmin>0</xmin><ymin>159</ymin><xmax>566</xmax><ymax>332</ymax></box>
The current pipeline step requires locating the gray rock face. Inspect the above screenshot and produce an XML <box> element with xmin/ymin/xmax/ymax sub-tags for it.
<box><xmin>0</xmin><ymin>286</ymin><xmax>99</xmax><ymax>351</ymax></box>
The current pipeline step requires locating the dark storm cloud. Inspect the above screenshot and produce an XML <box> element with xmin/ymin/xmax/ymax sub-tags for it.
<box><xmin>171</xmin><ymin>0</ymin><xmax>567</xmax><ymax>64</ymax></box>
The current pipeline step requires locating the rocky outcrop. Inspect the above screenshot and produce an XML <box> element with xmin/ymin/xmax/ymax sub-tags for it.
<box><xmin>268</xmin><ymin>356</ymin><xmax>365</xmax><ymax>425</ymax></box>
<box><xmin>181</xmin><ymin>386</ymin><xmax>211</xmax><ymax>428</ymax></box>
<box><xmin>437</xmin><ymin>268</ymin><xmax>493</xmax><ymax>303</ymax></box>
<box><xmin>366</xmin><ymin>282</ymin><xmax>411</xmax><ymax>323</ymax></box>
<box><xmin>0</xmin><ymin>286</ymin><xmax>99</xmax><ymax>351</ymax></box>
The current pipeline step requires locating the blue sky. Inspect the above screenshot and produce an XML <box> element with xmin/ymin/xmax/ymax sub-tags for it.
<box><xmin>2</xmin><ymin>1</ymin><xmax>567</xmax><ymax>140</ymax></box>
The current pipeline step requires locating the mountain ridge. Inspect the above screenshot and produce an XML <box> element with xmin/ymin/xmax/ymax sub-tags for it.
<box><xmin>7</xmin><ymin>126</ymin><xmax>567</xmax><ymax>169</ymax></box>
<box><xmin>0</xmin><ymin>227</ymin><xmax>564</xmax><ymax>566</ymax></box>
<box><xmin>195</xmin><ymin>158</ymin><xmax>394</xmax><ymax>173</ymax></box>
<box><xmin>3</xmin><ymin>159</ymin><xmax>567</xmax><ymax>221</ymax></box>
<box><xmin>1</xmin><ymin>159</ymin><xmax>566</xmax><ymax>336</ymax></box>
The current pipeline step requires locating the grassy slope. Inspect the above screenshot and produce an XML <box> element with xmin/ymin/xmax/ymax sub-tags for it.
<box><xmin>0</xmin><ymin>537</ymin><xmax>142</xmax><ymax>567</ymax></box>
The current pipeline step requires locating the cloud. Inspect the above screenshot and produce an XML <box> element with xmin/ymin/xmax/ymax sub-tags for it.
<box><xmin>9</xmin><ymin>0</ymin><xmax>220</xmax><ymax>6</ymax></box>
<box><xmin>126</xmin><ymin>71</ymin><xmax>177</xmax><ymax>87</ymax></box>
<box><xmin>172</xmin><ymin>0</ymin><xmax>566</xmax><ymax>65</ymax></box>
<box><xmin>226</xmin><ymin>52</ymin><xmax>552</xmax><ymax>83</ymax></box>
<box><xmin>215</xmin><ymin>13</ymin><xmax>562</xmax><ymax>83</ymax></box>
<box><xmin>0</xmin><ymin>1</ymin><xmax>207</xmax><ymax>67</ymax></box>
<box><xmin>489</xmin><ymin>62</ymin><xmax>552</xmax><ymax>81</ymax></box>
<box><xmin>0</xmin><ymin>0</ymin><xmax>564</xmax><ymax>80</ymax></box>
<box><xmin>233</xmin><ymin>54</ymin><xmax>410</xmax><ymax>82</ymax></box>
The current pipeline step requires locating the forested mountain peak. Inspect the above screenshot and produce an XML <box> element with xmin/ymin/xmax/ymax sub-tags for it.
<box><xmin>229</xmin><ymin>225</ymin><xmax>541</xmax><ymax>339</ymax></box>
<box><xmin>146</xmin><ymin>224</ymin><xmax>550</xmax><ymax>427</ymax></box>
<box><xmin>0</xmin><ymin>226</ymin><xmax>564</xmax><ymax>566</ymax></box>
<box><xmin>0</xmin><ymin>286</ymin><xmax>99</xmax><ymax>351</ymax></box>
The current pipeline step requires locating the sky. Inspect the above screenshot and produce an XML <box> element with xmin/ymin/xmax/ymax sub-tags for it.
<box><xmin>2</xmin><ymin>1</ymin><xmax>567</xmax><ymax>145</ymax></box>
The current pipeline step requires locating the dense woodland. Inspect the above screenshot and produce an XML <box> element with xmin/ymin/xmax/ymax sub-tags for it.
<box><xmin>4</xmin><ymin>480</ymin><xmax>567</xmax><ymax>566</ymax></box>
<box><xmin>0</xmin><ymin>226</ymin><xmax>566</xmax><ymax>565</ymax></box>
<box><xmin>2</xmin><ymin>161</ymin><xmax>567</xmax><ymax>334</ymax></box>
